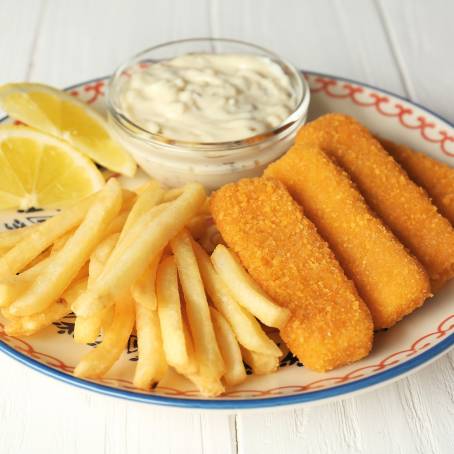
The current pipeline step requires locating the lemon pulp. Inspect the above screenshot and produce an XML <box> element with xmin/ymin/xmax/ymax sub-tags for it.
<box><xmin>0</xmin><ymin>126</ymin><xmax>105</xmax><ymax>210</ymax></box>
<box><xmin>0</xmin><ymin>83</ymin><xmax>137</xmax><ymax>176</ymax></box>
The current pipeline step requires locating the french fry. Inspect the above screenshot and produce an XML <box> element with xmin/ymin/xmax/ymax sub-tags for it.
<box><xmin>0</xmin><ymin>246</ymin><xmax>10</xmax><ymax>256</ymax></box>
<box><xmin>0</xmin><ymin>277</ymin><xmax>30</xmax><ymax>308</ymax></box>
<box><xmin>73</xmin><ymin>182</ymin><xmax>206</xmax><ymax>317</ymax></box>
<box><xmin>156</xmin><ymin>367</ymin><xmax>187</xmax><ymax>390</ymax></box>
<box><xmin>20</xmin><ymin>249</ymin><xmax>50</xmax><ymax>271</ymax></box>
<box><xmin>17</xmin><ymin>256</ymin><xmax>50</xmax><ymax>278</ymax></box>
<box><xmin>241</xmin><ymin>347</ymin><xmax>279</xmax><ymax>375</ymax></box>
<box><xmin>73</xmin><ymin>262</ymin><xmax>90</xmax><ymax>281</ymax></box>
<box><xmin>78</xmin><ymin>184</ymin><xmax>166</xmax><ymax>301</ymax></box>
<box><xmin>197</xmin><ymin>197</ymin><xmax>211</xmax><ymax>216</ymax></box>
<box><xmin>0</xmin><ymin>224</ymin><xmax>39</xmax><ymax>250</ymax></box>
<box><xmin>103</xmin><ymin>211</ymin><xmax>128</xmax><ymax>237</ymax></box>
<box><xmin>74</xmin><ymin>234</ymin><xmax>120</xmax><ymax>344</ymax></box>
<box><xmin>50</xmin><ymin>230</ymin><xmax>74</xmax><ymax>256</ymax></box>
<box><xmin>131</xmin><ymin>252</ymin><xmax>161</xmax><ymax>312</ymax></box>
<box><xmin>120</xmin><ymin>189</ymin><xmax>137</xmax><ymax>212</ymax></box>
<box><xmin>1</xmin><ymin>307</ymin><xmax>17</xmax><ymax>321</ymax></box>
<box><xmin>199</xmin><ymin>224</ymin><xmax>224</xmax><ymax>254</ymax></box>
<box><xmin>5</xmin><ymin>278</ymin><xmax>88</xmax><ymax>336</ymax></box>
<box><xmin>0</xmin><ymin>255</ymin><xmax>52</xmax><ymax>307</ymax></box>
<box><xmin>62</xmin><ymin>278</ymin><xmax>89</xmax><ymax>305</ymax></box>
<box><xmin>211</xmin><ymin>245</ymin><xmax>290</xmax><ymax>329</ymax></box>
<box><xmin>101</xmin><ymin>307</ymin><xmax>115</xmax><ymax>330</ymax></box>
<box><xmin>123</xmin><ymin>203</ymin><xmax>173</xmax><ymax>245</ymax></box>
<box><xmin>0</xmin><ymin>194</ymin><xmax>95</xmax><ymax>280</ymax></box>
<box><xmin>133</xmin><ymin>254</ymin><xmax>167</xmax><ymax>390</ymax></box>
<box><xmin>186</xmin><ymin>372</ymin><xmax>225</xmax><ymax>397</ymax></box>
<box><xmin>193</xmin><ymin>242</ymin><xmax>281</xmax><ymax>356</ymax></box>
<box><xmin>88</xmin><ymin>234</ymin><xmax>120</xmax><ymax>282</ymax></box>
<box><xmin>86</xmin><ymin>259</ymin><xmax>104</xmax><ymax>285</ymax></box>
<box><xmin>75</xmin><ymin>210</ymin><xmax>127</xmax><ymax>251</ymax></box>
<box><xmin>0</xmin><ymin>256</ymin><xmax>89</xmax><ymax>309</ymax></box>
<box><xmin>156</xmin><ymin>256</ymin><xmax>195</xmax><ymax>374</ymax></box>
<box><xmin>210</xmin><ymin>307</ymin><xmax>246</xmax><ymax>386</ymax></box>
<box><xmin>9</xmin><ymin>179</ymin><xmax>122</xmax><ymax>316</ymax></box>
<box><xmin>163</xmin><ymin>187</ymin><xmax>208</xmax><ymax>210</ymax></box>
<box><xmin>162</xmin><ymin>187</ymin><xmax>184</xmax><ymax>203</ymax></box>
<box><xmin>73</xmin><ymin>292</ymin><xmax>135</xmax><ymax>379</ymax></box>
<box><xmin>171</xmin><ymin>229</ymin><xmax>225</xmax><ymax>381</ymax></box>
<box><xmin>186</xmin><ymin>215</ymin><xmax>212</xmax><ymax>240</ymax></box>
<box><xmin>119</xmin><ymin>181</ymin><xmax>163</xmax><ymax>233</ymax></box>
<box><xmin>181</xmin><ymin>319</ymin><xmax>198</xmax><ymax>375</ymax></box>
<box><xmin>74</xmin><ymin>185</ymin><xmax>165</xmax><ymax>332</ymax></box>
<box><xmin>157</xmin><ymin>361</ymin><xmax>224</xmax><ymax>397</ymax></box>
<box><xmin>134</xmin><ymin>181</ymin><xmax>154</xmax><ymax>195</ymax></box>
<box><xmin>181</xmin><ymin>317</ymin><xmax>223</xmax><ymax>396</ymax></box>
<box><xmin>133</xmin><ymin>304</ymin><xmax>167</xmax><ymax>389</ymax></box>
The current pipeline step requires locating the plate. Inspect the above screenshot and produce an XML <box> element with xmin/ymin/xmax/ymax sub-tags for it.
<box><xmin>0</xmin><ymin>72</ymin><xmax>453</xmax><ymax>411</ymax></box>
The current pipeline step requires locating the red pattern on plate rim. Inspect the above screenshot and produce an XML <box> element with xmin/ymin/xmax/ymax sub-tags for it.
<box><xmin>1</xmin><ymin>75</ymin><xmax>454</xmax><ymax>399</ymax></box>
<box><xmin>307</xmin><ymin>75</ymin><xmax>454</xmax><ymax>157</ymax></box>
<box><xmin>83</xmin><ymin>81</ymin><xmax>105</xmax><ymax>104</ymax></box>
<box><xmin>1</xmin><ymin>315</ymin><xmax>452</xmax><ymax>398</ymax></box>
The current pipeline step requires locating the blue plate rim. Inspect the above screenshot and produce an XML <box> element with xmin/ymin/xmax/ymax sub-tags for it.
<box><xmin>0</xmin><ymin>71</ymin><xmax>453</xmax><ymax>410</ymax></box>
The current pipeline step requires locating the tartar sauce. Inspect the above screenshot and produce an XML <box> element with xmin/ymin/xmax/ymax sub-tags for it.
<box><xmin>120</xmin><ymin>53</ymin><xmax>297</xmax><ymax>142</ymax></box>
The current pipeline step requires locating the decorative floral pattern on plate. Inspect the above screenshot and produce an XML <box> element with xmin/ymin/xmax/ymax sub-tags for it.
<box><xmin>0</xmin><ymin>72</ymin><xmax>453</xmax><ymax>409</ymax></box>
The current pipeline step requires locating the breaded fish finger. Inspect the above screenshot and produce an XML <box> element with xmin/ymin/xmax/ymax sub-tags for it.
<box><xmin>297</xmin><ymin>113</ymin><xmax>454</xmax><ymax>289</ymax></box>
<box><xmin>380</xmin><ymin>139</ymin><xmax>454</xmax><ymax>225</ymax></box>
<box><xmin>211</xmin><ymin>177</ymin><xmax>373</xmax><ymax>372</ymax></box>
<box><xmin>266</xmin><ymin>145</ymin><xmax>430</xmax><ymax>329</ymax></box>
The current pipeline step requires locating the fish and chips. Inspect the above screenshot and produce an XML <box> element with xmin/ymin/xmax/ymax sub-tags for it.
<box><xmin>2</xmin><ymin>112</ymin><xmax>454</xmax><ymax>395</ymax></box>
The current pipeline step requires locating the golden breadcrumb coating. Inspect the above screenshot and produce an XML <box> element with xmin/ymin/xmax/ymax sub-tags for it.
<box><xmin>266</xmin><ymin>145</ymin><xmax>431</xmax><ymax>329</ymax></box>
<box><xmin>210</xmin><ymin>177</ymin><xmax>373</xmax><ymax>372</ymax></box>
<box><xmin>297</xmin><ymin>113</ymin><xmax>454</xmax><ymax>290</ymax></box>
<box><xmin>381</xmin><ymin>139</ymin><xmax>454</xmax><ymax>226</ymax></box>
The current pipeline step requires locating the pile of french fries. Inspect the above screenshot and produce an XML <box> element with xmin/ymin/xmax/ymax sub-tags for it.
<box><xmin>0</xmin><ymin>178</ymin><xmax>290</xmax><ymax>396</ymax></box>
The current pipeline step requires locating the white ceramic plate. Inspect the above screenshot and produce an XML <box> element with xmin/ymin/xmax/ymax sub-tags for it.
<box><xmin>0</xmin><ymin>72</ymin><xmax>453</xmax><ymax>411</ymax></box>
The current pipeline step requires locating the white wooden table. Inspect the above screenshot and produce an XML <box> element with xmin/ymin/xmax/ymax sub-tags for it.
<box><xmin>1</xmin><ymin>1</ymin><xmax>453</xmax><ymax>453</ymax></box>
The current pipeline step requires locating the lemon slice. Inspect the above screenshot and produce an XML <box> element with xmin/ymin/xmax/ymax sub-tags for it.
<box><xmin>0</xmin><ymin>82</ymin><xmax>137</xmax><ymax>177</ymax></box>
<box><xmin>0</xmin><ymin>126</ymin><xmax>105</xmax><ymax>210</ymax></box>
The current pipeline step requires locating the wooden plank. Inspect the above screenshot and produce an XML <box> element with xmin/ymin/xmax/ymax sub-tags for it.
<box><xmin>210</xmin><ymin>0</ymin><xmax>405</xmax><ymax>94</ymax></box>
<box><xmin>28</xmin><ymin>0</ymin><xmax>213</xmax><ymax>87</ymax></box>
<box><xmin>238</xmin><ymin>353</ymin><xmax>454</xmax><ymax>454</ymax></box>
<box><xmin>238</xmin><ymin>400</ymin><xmax>363</xmax><ymax>454</ymax></box>
<box><xmin>377</xmin><ymin>0</ymin><xmax>454</xmax><ymax>123</ymax></box>
<box><xmin>398</xmin><ymin>354</ymin><xmax>454</xmax><ymax>454</ymax></box>
<box><xmin>0</xmin><ymin>356</ymin><xmax>104</xmax><ymax>454</ymax></box>
<box><xmin>0</xmin><ymin>354</ymin><xmax>238</xmax><ymax>454</ymax></box>
<box><xmin>0</xmin><ymin>0</ymin><xmax>43</xmax><ymax>84</ymax></box>
<box><xmin>200</xmin><ymin>414</ymin><xmax>238</xmax><ymax>454</ymax></box>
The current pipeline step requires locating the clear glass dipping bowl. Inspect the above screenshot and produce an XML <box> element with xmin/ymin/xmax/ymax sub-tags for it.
<box><xmin>107</xmin><ymin>38</ymin><xmax>310</xmax><ymax>190</ymax></box>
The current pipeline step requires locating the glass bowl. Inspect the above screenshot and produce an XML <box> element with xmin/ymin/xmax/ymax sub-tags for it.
<box><xmin>107</xmin><ymin>38</ymin><xmax>310</xmax><ymax>190</ymax></box>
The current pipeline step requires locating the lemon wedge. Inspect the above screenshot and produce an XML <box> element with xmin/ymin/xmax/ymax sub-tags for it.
<box><xmin>0</xmin><ymin>82</ymin><xmax>137</xmax><ymax>176</ymax></box>
<box><xmin>0</xmin><ymin>126</ymin><xmax>105</xmax><ymax>210</ymax></box>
